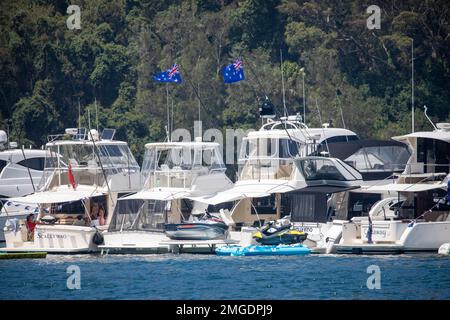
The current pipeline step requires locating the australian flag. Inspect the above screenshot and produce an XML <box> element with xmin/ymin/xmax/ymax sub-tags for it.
<box><xmin>153</xmin><ymin>63</ymin><xmax>182</xmax><ymax>83</ymax></box>
<box><xmin>223</xmin><ymin>59</ymin><xmax>245</xmax><ymax>84</ymax></box>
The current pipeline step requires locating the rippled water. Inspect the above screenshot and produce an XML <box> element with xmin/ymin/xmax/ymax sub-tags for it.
<box><xmin>1</xmin><ymin>253</ymin><xmax>450</xmax><ymax>299</ymax></box>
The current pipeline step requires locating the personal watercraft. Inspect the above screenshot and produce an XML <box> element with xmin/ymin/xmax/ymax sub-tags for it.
<box><xmin>252</xmin><ymin>219</ymin><xmax>307</xmax><ymax>245</ymax></box>
<box><xmin>164</xmin><ymin>211</ymin><xmax>228</xmax><ymax>240</ymax></box>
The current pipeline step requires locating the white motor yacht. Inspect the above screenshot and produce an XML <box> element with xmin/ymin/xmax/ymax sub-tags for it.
<box><xmin>185</xmin><ymin>116</ymin><xmax>363</xmax><ymax>246</ymax></box>
<box><xmin>0</xmin><ymin>130</ymin><xmax>47</xmax><ymax>241</ymax></box>
<box><xmin>1</xmin><ymin>128</ymin><xmax>141</xmax><ymax>253</ymax></box>
<box><xmin>329</xmin><ymin>123</ymin><xmax>450</xmax><ymax>254</ymax></box>
<box><xmin>100</xmin><ymin>138</ymin><xmax>234</xmax><ymax>253</ymax></box>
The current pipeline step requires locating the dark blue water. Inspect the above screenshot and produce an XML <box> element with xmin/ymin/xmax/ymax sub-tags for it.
<box><xmin>1</xmin><ymin>254</ymin><xmax>450</xmax><ymax>299</ymax></box>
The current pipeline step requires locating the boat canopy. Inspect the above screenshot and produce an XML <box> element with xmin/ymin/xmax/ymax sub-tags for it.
<box><xmin>312</xmin><ymin>139</ymin><xmax>410</xmax><ymax>173</ymax></box>
<box><xmin>364</xmin><ymin>182</ymin><xmax>447</xmax><ymax>193</ymax></box>
<box><xmin>119</xmin><ymin>188</ymin><xmax>191</xmax><ymax>201</ymax></box>
<box><xmin>187</xmin><ymin>181</ymin><xmax>299</xmax><ymax>205</ymax></box>
<box><xmin>7</xmin><ymin>186</ymin><xmax>103</xmax><ymax>204</ymax></box>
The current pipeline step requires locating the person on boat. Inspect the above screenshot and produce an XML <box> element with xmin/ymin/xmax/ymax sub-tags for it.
<box><xmin>26</xmin><ymin>214</ymin><xmax>37</xmax><ymax>241</ymax></box>
<box><xmin>89</xmin><ymin>202</ymin><xmax>100</xmax><ymax>227</ymax></box>
<box><xmin>90</xmin><ymin>202</ymin><xmax>99</xmax><ymax>219</ymax></box>
<box><xmin>98</xmin><ymin>206</ymin><xmax>106</xmax><ymax>226</ymax></box>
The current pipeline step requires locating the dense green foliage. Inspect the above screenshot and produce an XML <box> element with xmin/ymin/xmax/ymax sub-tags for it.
<box><xmin>1</xmin><ymin>0</ymin><xmax>449</xmax><ymax>163</ymax></box>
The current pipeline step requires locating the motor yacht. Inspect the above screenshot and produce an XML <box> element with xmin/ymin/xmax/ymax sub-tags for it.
<box><xmin>100</xmin><ymin>138</ymin><xmax>234</xmax><ymax>253</ymax></box>
<box><xmin>1</xmin><ymin>128</ymin><xmax>141</xmax><ymax>253</ymax></box>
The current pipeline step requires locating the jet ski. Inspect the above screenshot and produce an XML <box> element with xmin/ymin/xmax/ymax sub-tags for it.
<box><xmin>164</xmin><ymin>211</ymin><xmax>228</xmax><ymax>240</ymax></box>
<box><xmin>252</xmin><ymin>218</ymin><xmax>307</xmax><ymax>245</ymax></box>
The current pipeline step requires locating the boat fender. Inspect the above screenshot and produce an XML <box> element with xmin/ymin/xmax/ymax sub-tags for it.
<box><xmin>93</xmin><ymin>230</ymin><xmax>104</xmax><ymax>245</ymax></box>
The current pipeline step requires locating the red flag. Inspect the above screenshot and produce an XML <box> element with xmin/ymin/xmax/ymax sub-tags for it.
<box><xmin>68</xmin><ymin>163</ymin><xmax>76</xmax><ymax>190</ymax></box>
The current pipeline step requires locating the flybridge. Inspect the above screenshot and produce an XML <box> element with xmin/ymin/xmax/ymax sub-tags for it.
<box><xmin>47</xmin><ymin>128</ymin><xmax>116</xmax><ymax>142</ymax></box>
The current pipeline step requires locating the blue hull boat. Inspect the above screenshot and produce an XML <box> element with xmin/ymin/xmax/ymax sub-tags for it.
<box><xmin>216</xmin><ymin>244</ymin><xmax>311</xmax><ymax>256</ymax></box>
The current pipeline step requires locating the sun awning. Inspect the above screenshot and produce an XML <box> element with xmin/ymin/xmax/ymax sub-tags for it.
<box><xmin>187</xmin><ymin>181</ymin><xmax>299</xmax><ymax>205</ymax></box>
<box><xmin>364</xmin><ymin>182</ymin><xmax>447</xmax><ymax>193</ymax></box>
<box><xmin>119</xmin><ymin>188</ymin><xmax>191</xmax><ymax>201</ymax></box>
<box><xmin>7</xmin><ymin>188</ymin><xmax>104</xmax><ymax>204</ymax></box>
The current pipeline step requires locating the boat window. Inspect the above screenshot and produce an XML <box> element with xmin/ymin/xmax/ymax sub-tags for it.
<box><xmin>17</xmin><ymin>157</ymin><xmax>46</xmax><ymax>171</ymax></box>
<box><xmin>108</xmin><ymin>199</ymin><xmax>167</xmax><ymax>232</ymax></box>
<box><xmin>417</xmin><ymin>138</ymin><xmax>450</xmax><ymax>174</ymax></box>
<box><xmin>347</xmin><ymin>193</ymin><xmax>381</xmax><ymax>219</ymax></box>
<box><xmin>241</xmin><ymin>138</ymin><xmax>277</xmax><ymax>159</ymax></box>
<box><xmin>53</xmin><ymin>200</ymin><xmax>85</xmax><ymax>216</ymax></box>
<box><xmin>298</xmin><ymin>158</ymin><xmax>347</xmax><ymax>181</ymax></box>
<box><xmin>0</xmin><ymin>159</ymin><xmax>7</xmax><ymax>174</ymax></box>
<box><xmin>252</xmin><ymin>195</ymin><xmax>277</xmax><ymax>215</ymax></box>
<box><xmin>345</xmin><ymin>146</ymin><xmax>410</xmax><ymax>172</ymax></box>
<box><xmin>289</xmin><ymin>193</ymin><xmax>328</xmax><ymax>223</ymax></box>
<box><xmin>279</xmin><ymin>139</ymin><xmax>301</xmax><ymax>158</ymax></box>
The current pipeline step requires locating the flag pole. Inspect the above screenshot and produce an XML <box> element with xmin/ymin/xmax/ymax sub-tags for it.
<box><xmin>166</xmin><ymin>83</ymin><xmax>170</xmax><ymax>142</ymax></box>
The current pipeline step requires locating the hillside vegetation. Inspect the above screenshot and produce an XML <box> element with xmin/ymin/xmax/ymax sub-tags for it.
<box><xmin>1</xmin><ymin>0</ymin><xmax>449</xmax><ymax>162</ymax></box>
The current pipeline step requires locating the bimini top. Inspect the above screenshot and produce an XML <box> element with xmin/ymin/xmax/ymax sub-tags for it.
<box><xmin>119</xmin><ymin>188</ymin><xmax>191</xmax><ymax>201</ymax></box>
<box><xmin>6</xmin><ymin>185</ymin><xmax>104</xmax><ymax>204</ymax></box>
<box><xmin>186</xmin><ymin>180</ymin><xmax>299</xmax><ymax>205</ymax></box>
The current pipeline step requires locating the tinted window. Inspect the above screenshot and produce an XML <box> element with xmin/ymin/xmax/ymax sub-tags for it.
<box><xmin>325</xmin><ymin>135</ymin><xmax>358</xmax><ymax>144</ymax></box>
<box><xmin>18</xmin><ymin>157</ymin><xmax>45</xmax><ymax>171</ymax></box>
<box><xmin>0</xmin><ymin>159</ymin><xmax>7</xmax><ymax>173</ymax></box>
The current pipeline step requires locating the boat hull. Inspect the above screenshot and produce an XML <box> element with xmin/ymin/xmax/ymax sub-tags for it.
<box><xmin>100</xmin><ymin>231</ymin><xmax>170</xmax><ymax>254</ymax></box>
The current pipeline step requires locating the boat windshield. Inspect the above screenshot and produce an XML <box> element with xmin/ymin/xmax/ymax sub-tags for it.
<box><xmin>37</xmin><ymin>142</ymin><xmax>139</xmax><ymax>190</ymax></box>
<box><xmin>141</xmin><ymin>144</ymin><xmax>226</xmax><ymax>188</ymax></box>
<box><xmin>297</xmin><ymin>158</ymin><xmax>360</xmax><ymax>181</ymax></box>
<box><xmin>238</xmin><ymin>137</ymin><xmax>302</xmax><ymax>180</ymax></box>
<box><xmin>345</xmin><ymin>145</ymin><xmax>410</xmax><ymax>172</ymax></box>
<box><xmin>108</xmin><ymin>199</ymin><xmax>167</xmax><ymax>232</ymax></box>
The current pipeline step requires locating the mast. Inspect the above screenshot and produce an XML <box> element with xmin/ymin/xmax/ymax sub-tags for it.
<box><xmin>411</xmin><ymin>38</ymin><xmax>415</xmax><ymax>133</ymax></box>
<box><xmin>302</xmin><ymin>68</ymin><xmax>306</xmax><ymax>125</ymax></box>
<box><xmin>78</xmin><ymin>98</ymin><xmax>81</xmax><ymax>129</ymax></box>
<box><xmin>280</xmin><ymin>49</ymin><xmax>287</xmax><ymax>118</ymax></box>
<box><xmin>95</xmin><ymin>97</ymin><xmax>99</xmax><ymax>133</ymax></box>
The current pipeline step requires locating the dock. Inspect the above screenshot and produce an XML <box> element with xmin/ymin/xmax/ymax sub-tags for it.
<box><xmin>159</xmin><ymin>239</ymin><xmax>239</xmax><ymax>254</ymax></box>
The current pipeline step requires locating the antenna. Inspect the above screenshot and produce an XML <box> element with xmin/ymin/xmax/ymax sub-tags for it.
<box><xmin>315</xmin><ymin>97</ymin><xmax>330</xmax><ymax>157</ymax></box>
<box><xmin>95</xmin><ymin>97</ymin><xmax>99</xmax><ymax>132</ymax></box>
<box><xmin>280</xmin><ymin>49</ymin><xmax>288</xmax><ymax>118</ymax></box>
<box><xmin>78</xmin><ymin>98</ymin><xmax>81</xmax><ymax>128</ymax></box>
<box><xmin>301</xmin><ymin>67</ymin><xmax>306</xmax><ymax>125</ymax></box>
<box><xmin>411</xmin><ymin>38</ymin><xmax>415</xmax><ymax>133</ymax></box>
<box><xmin>336</xmin><ymin>89</ymin><xmax>346</xmax><ymax>130</ymax></box>
<box><xmin>198</xmin><ymin>83</ymin><xmax>201</xmax><ymax>123</ymax></box>
<box><xmin>423</xmin><ymin>105</ymin><xmax>437</xmax><ymax>130</ymax></box>
<box><xmin>87</xmin><ymin>108</ymin><xmax>91</xmax><ymax>131</ymax></box>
